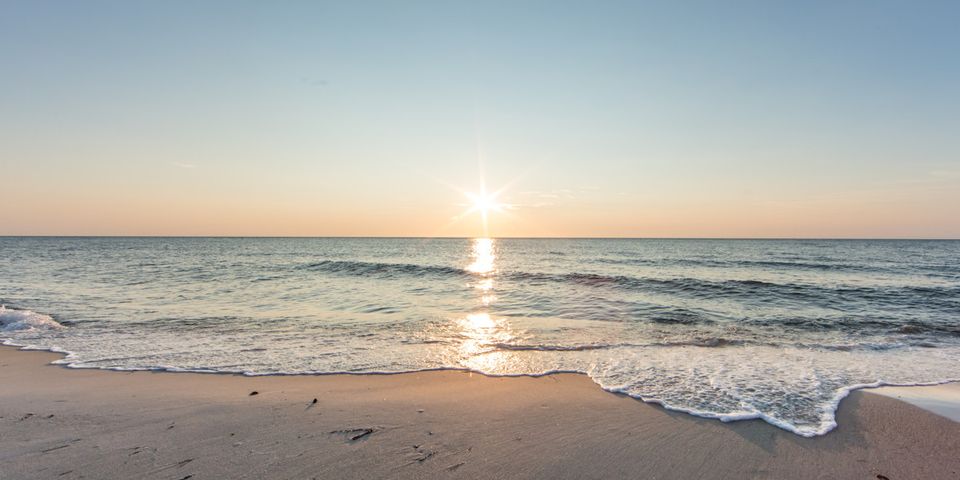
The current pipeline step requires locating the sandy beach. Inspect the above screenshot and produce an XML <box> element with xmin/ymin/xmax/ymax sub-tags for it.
<box><xmin>2</xmin><ymin>346</ymin><xmax>958</xmax><ymax>480</ymax></box>
<box><xmin>5</xmin><ymin>1</ymin><xmax>960</xmax><ymax>478</ymax></box>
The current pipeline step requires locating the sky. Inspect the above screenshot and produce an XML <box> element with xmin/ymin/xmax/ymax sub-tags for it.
<box><xmin>2</xmin><ymin>1</ymin><xmax>958</xmax><ymax>238</ymax></box>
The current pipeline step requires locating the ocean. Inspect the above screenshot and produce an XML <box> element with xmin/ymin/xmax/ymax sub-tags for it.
<box><xmin>1</xmin><ymin>237</ymin><xmax>958</xmax><ymax>436</ymax></box>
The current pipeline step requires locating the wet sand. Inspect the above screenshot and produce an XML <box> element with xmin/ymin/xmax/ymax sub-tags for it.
<box><xmin>2</xmin><ymin>346</ymin><xmax>958</xmax><ymax>479</ymax></box>
<box><xmin>871</xmin><ymin>383</ymin><xmax>960</xmax><ymax>423</ymax></box>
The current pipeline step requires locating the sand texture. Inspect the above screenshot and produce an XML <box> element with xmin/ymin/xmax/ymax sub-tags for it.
<box><xmin>1</xmin><ymin>346</ymin><xmax>958</xmax><ymax>479</ymax></box>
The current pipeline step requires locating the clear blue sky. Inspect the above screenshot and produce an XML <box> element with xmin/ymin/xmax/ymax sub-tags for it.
<box><xmin>2</xmin><ymin>1</ymin><xmax>958</xmax><ymax>237</ymax></box>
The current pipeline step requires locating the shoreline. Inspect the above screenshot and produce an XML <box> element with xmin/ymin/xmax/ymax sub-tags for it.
<box><xmin>6</xmin><ymin>339</ymin><xmax>959</xmax><ymax>437</ymax></box>
<box><xmin>3</xmin><ymin>345</ymin><xmax>959</xmax><ymax>479</ymax></box>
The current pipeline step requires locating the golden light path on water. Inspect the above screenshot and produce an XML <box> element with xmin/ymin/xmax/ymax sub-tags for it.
<box><xmin>466</xmin><ymin>238</ymin><xmax>495</xmax><ymax>274</ymax></box>
<box><xmin>457</xmin><ymin>238</ymin><xmax>516</xmax><ymax>372</ymax></box>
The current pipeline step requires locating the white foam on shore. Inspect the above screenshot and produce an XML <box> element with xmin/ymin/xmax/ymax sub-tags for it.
<box><xmin>602</xmin><ymin>378</ymin><xmax>960</xmax><ymax>437</ymax></box>
<box><xmin>4</xmin><ymin>338</ymin><xmax>959</xmax><ymax>437</ymax></box>
<box><xmin>3</xmin><ymin>304</ymin><xmax>960</xmax><ymax>438</ymax></box>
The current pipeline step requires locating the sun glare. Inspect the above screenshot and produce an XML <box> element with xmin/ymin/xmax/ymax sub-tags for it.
<box><xmin>462</xmin><ymin>186</ymin><xmax>507</xmax><ymax>237</ymax></box>
<box><xmin>465</xmin><ymin>190</ymin><xmax>503</xmax><ymax>217</ymax></box>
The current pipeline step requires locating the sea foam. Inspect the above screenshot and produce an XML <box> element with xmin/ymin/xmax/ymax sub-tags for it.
<box><xmin>0</xmin><ymin>305</ymin><xmax>63</xmax><ymax>332</ymax></box>
<box><xmin>1</xmin><ymin>237</ymin><xmax>958</xmax><ymax>437</ymax></box>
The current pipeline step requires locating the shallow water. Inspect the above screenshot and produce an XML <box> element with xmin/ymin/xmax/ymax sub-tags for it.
<box><xmin>2</xmin><ymin>237</ymin><xmax>958</xmax><ymax>435</ymax></box>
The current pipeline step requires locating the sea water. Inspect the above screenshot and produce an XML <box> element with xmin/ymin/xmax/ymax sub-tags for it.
<box><xmin>2</xmin><ymin>237</ymin><xmax>958</xmax><ymax>436</ymax></box>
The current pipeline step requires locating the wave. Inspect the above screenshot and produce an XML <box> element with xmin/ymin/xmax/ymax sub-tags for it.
<box><xmin>601</xmin><ymin>377</ymin><xmax>960</xmax><ymax>437</ymax></box>
<box><xmin>595</xmin><ymin>256</ymin><xmax>884</xmax><ymax>272</ymax></box>
<box><xmin>298</xmin><ymin>259</ymin><xmax>957</xmax><ymax>297</ymax></box>
<box><xmin>297</xmin><ymin>259</ymin><xmax>467</xmax><ymax>278</ymax></box>
<box><xmin>490</xmin><ymin>342</ymin><xmax>633</xmax><ymax>352</ymax></box>
<box><xmin>489</xmin><ymin>338</ymin><xmax>744</xmax><ymax>352</ymax></box>
<box><xmin>293</xmin><ymin>259</ymin><xmax>960</xmax><ymax>317</ymax></box>
<box><xmin>486</xmin><ymin>337</ymin><xmax>928</xmax><ymax>353</ymax></box>
<box><xmin>5</xmin><ymin>334</ymin><xmax>957</xmax><ymax>438</ymax></box>
<box><xmin>0</xmin><ymin>305</ymin><xmax>63</xmax><ymax>332</ymax></box>
<box><xmin>513</xmin><ymin>272</ymin><xmax>960</xmax><ymax>310</ymax></box>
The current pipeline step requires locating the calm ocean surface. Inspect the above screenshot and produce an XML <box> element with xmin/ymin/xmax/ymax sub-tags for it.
<box><xmin>2</xmin><ymin>237</ymin><xmax>958</xmax><ymax>435</ymax></box>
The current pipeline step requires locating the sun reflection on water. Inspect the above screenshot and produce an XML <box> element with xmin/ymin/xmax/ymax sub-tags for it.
<box><xmin>457</xmin><ymin>312</ymin><xmax>515</xmax><ymax>373</ymax></box>
<box><xmin>455</xmin><ymin>239</ymin><xmax>514</xmax><ymax>372</ymax></box>
<box><xmin>466</xmin><ymin>238</ymin><xmax>496</xmax><ymax>275</ymax></box>
<box><xmin>467</xmin><ymin>238</ymin><xmax>498</xmax><ymax>304</ymax></box>
<box><xmin>465</xmin><ymin>312</ymin><xmax>496</xmax><ymax>329</ymax></box>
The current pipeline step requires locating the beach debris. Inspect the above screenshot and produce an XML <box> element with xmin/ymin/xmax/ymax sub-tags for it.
<box><xmin>47</xmin><ymin>414</ymin><xmax>55</xmax><ymax>418</ymax></box>
<box><xmin>57</xmin><ymin>471</ymin><xmax>73</xmax><ymax>477</ymax></box>
<box><xmin>249</xmin><ymin>391</ymin><xmax>259</xmax><ymax>396</ymax></box>
<box><xmin>178</xmin><ymin>475</ymin><xmax>193</xmax><ymax>480</ymax></box>
<box><xmin>416</xmin><ymin>451</ymin><xmax>435</xmax><ymax>463</ymax></box>
<box><xmin>346</xmin><ymin>428</ymin><xmax>374</xmax><ymax>441</ymax></box>
<box><xmin>876</xmin><ymin>476</ymin><xmax>890</xmax><ymax>480</ymax></box>
<box><xmin>41</xmin><ymin>439</ymin><xmax>80</xmax><ymax>454</ymax></box>
<box><xmin>20</xmin><ymin>413</ymin><xmax>35</xmax><ymax>421</ymax></box>
<box><xmin>446</xmin><ymin>462</ymin><xmax>466</xmax><ymax>471</ymax></box>
<box><xmin>330</xmin><ymin>427</ymin><xmax>375</xmax><ymax>442</ymax></box>
<box><xmin>406</xmin><ymin>445</ymin><xmax>436</xmax><ymax>465</ymax></box>
<box><xmin>41</xmin><ymin>444</ymin><xmax>72</xmax><ymax>453</ymax></box>
<box><xmin>312</xmin><ymin>398</ymin><xmax>318</xmax><ymax>404</ymax></box>
<box><xmin>146</xmin><ymin>458</ymin><xmax>194</xmax><ymax>475</ymax></box>
<box><xmin>417</xmin><ymin>409</ymin><xmax>424</xmax><ymax>413</ymax></box>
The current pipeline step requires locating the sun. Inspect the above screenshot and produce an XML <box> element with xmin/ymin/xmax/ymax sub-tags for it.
<box><xmin>465</xmin><ymin>189</ymin><xmax>504</xmax><ymax>217</ymax></box>
<box><xmin>441</xmin><ymin>177</ymin><xmax>513</xmax><ymax>237</ymax></box>
<box><xmin>461</xmin><ymin>186</ymin><xmax>507</xmax><ymax>237</ymax></box>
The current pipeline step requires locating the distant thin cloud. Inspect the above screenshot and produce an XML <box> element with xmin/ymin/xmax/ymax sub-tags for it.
<box><xmin>300</xmin><ymin>76</ymin><xmax>329</xmax><ymax>87</ymax></box>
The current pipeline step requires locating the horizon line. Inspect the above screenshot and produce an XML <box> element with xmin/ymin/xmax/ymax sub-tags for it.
<box><xmin>2</xmin><ymin>235</ymin><xmax>959</xmax><ymax>241</ymax></box>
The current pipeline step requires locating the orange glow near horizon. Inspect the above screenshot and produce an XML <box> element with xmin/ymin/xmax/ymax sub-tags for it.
<box><xmin>3</xmin><ymin>170</ymin><xmax>959</xmax><ymax>238</ymax></box>
<box><xmin>4</xmin><ymin>3</ymin><xmax>960</xmax><ymax>240</ymax></box>
<box><xmin>462</xmin><ymin>185</ymin><xmax>507</xmax><ymax>237</ymax></box>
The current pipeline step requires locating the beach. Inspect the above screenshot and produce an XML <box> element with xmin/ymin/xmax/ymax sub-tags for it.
<box><xmin>5</xmin><ymin>1</ymin><xmax>960</xmax><ymax>478</ymax></box>
<box><xmin>5</xmin><ymin>238</ymin><xmax>960</xmax><ymax>439</ymax></box>
<box><xmin>2</xmin><ymin>346</ymin><xmax>958</xmax><ymax>480</ymax></box>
